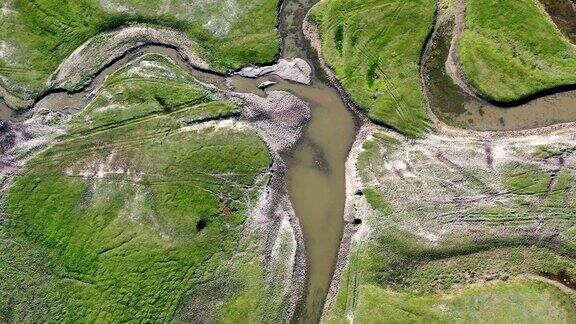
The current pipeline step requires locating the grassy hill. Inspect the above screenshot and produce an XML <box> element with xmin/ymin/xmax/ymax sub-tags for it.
<box><xmin>310</xmin><ymin>0</ymin><xmax>436</xmax><ymax>137</ymax></box>
<box><xmin>0</xmin><ymin>0</ymin><xmax>279</xmax><ymax>98</ymax></box>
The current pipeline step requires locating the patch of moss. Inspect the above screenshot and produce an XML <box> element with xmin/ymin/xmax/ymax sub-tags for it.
<box><xmin>533</xmin><ymin>145</ymin><xmax>559</xmax><ymax>160</ymax></box>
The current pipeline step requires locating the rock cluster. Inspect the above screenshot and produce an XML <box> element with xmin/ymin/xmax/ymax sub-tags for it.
<box><xmin>237</xmin><ymin>58</ymin><xmax>312</xmax><ymax>85</ymax></box>
<box><xmin>236</xmin><ymin>90</ymin><xmax>311</xmax><ymax>153</ymax></box>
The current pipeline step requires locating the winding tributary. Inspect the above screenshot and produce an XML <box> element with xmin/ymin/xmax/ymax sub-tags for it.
<box><xmin>425</xmin><ymin>0</ymin><xmax>576</xmax><ymax>131</ymax></box>
<box><xmin>5</xmin><ymin>0</ymin><xmax>576</xmax><ymax>323</ymax></box>
<box><xmin>0</xmin><ymin>1</ymin><xmax>359</xmax><ymax>321</ymax></box>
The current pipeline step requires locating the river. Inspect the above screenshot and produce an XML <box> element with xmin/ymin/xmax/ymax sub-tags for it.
<box><xmin>0</xmin><ymin>2</ymin><xmax>359</xmax><ymax>320</ymax></box>
<box><xmin>12</xmin><ymin>0</ymin><xmax>576</xmax><ymax>322</ymax></box>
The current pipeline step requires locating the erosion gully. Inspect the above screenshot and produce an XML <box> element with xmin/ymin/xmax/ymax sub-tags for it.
<box><xmin>0</xmin><ymin>0</ymin><xmax>357</xmax><ymax>322</ymax></box>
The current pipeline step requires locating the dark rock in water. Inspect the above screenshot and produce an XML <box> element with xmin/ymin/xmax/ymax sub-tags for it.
<box><xmin>0</xmin><ymin>120</ymin><xmax>15</xmax><ymax>153</ymax></box>
<box><xmin>352</xmin><ymin>218</ymin><xmax>362</xmax><ymax>225</ymax></box>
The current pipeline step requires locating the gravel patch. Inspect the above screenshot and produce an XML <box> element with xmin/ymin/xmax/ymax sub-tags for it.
<box><xmin>237</xmin><ymin>58</ymin><xmax>312</xmax><ymax>85</ymax></box>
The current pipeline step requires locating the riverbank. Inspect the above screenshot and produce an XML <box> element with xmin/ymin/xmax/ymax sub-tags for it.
<box><xmin>0</xmin><ymin>9</ymin><xmax>360</xmax><ymax>319</ymax></box>
<box><xmin>307</xmin><ymin>0</ymin><xmax>576</xmax><ymax>320</ymax></box>
<box><xmin>322</xmin><ymin>117</ymin><xmax>576</xmax><ymax>322</ymax></box>
<box><xmin>0</xmin><ymin>30</ymin><xmax>314</xmax><ymax>321</ymax></box>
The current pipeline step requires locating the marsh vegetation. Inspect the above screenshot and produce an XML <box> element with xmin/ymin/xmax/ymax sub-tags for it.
<box><xmin>2</xmin><ymin>0</ymin><xmax>576</xmax><ymax>322</ymax></box>
<box><xmin>0</xmin><ymin>54</ymin><xmax>298</xmax><ymax>322</ymax></box>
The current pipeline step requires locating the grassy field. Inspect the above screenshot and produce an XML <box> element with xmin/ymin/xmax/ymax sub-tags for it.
<box><xmin>324</xmin><ymin>129</ymin><xmax>576</xmax><ymax>322</ymax></box>
<box><xmin>326</xmin><ymin>275</ymin><xmax>576</xmax><ymax>323</ymax></box>
<box><xmin>310</xmin><ymin>0</ymin><xmax>436</xmax><ymax>137</ymax></box>
<box><xmin>0</xmin><ymin>54</ymin><xmax>296</xmax><ymax>322</ymax></box>
<box><xmin>68</xmin><ymin>54</ymin><xmax>237</xmax><ymax>134</ymax></box>
<box><xmin>459</xmin><ymin>0</ymin><xmax>576</xmax><ymax>102</ymax></box>
<box><xmin>0</xmin><ymin>0</ymin><xmax>279</xmax><ymax>97</ymax></box>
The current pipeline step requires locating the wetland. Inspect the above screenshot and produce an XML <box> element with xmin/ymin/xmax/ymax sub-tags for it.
<box><xmin>1</xmin><ymin>0</ymin><xmax>576</xmax><ymax>323</ymax></box>
<box><xmin>0</xmin><ymin>0</ymin><xmax>359</xmax><ymax>321</ymax></box>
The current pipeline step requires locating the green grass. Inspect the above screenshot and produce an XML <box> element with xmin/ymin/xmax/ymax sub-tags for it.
<box><xmin>310</xmin><ymin>0</ymin><xmax>436</xmax><ymax>137</ymax></box>
<box><xmin>458</xmin><ymin>0</ymin><xmax>576</xmax><ymax>102</ymax></box>
<box><xmin>532</xmin><ymin>144</ymin><xmax>559</xmax><ymax>159</ymax></box>
<box><xmin>0</xmin><ymin>0</ymin><xmax>280</xmax><ymax>96</ymax></box>
<box><xmin>325</xmin><ymin>231</ymin><xmax>576</xmax><ymax>323</ymax></box>
<box><xmin>0</xmin><ymin>54</ymin><xmax>284</xmax><ymax>322</ymax></box>
<box><xmin>68</xmin><ymin>54</ymin><xmax>238</xmax><ymax>134</ymax></box>
<box><xmin>326</xmin><ymin>279</ymin><xmax>576</xmax><ymax>323</ymax></box>
<box><xmin>326</xmin><ymin>240</ymin><xmax>576</xmax><ymax>323</ymax></box>
<box><xmin>501</xmin><ymin>162</ymin><xmax>552</xmax><ymax>195</ymax></box>
<box><xmin>326</xmin><ymin>131</ymin><xmax>576</xmax><ymax>322</ymax></box>
<box><xmin>366</xmin><ymin>231</ymin><xmax>576</xmax><ymax>291</ymax></box>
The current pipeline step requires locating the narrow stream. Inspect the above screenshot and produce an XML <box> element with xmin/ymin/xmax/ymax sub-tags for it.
<box><xmin>3</xmin><ymin>0</ymin><xmax>576</xmax><ymax>323</ymax></box>
<box><xmin>0</xmin><ymin>6</ymin><xmax>359</xmax><ymax>321</ymax></box>
<box><xmin>180</xmin><ymin>28</ymin><xmax>359</xmax><ymax>321</ymax></box>
<box><xmin>232</xmin><ymin>70</ymin><xmax>358</xmax><ymax>323</ymax></box>
<box><xmin>278</xmin><ymin>1</ymin><xmax>358</xmax><ymax>322</ymax></box>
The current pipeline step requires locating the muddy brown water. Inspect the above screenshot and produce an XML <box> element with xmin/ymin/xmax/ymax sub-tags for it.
<box><xmin>272</xmin><ymin>79</ymin><xmax>356</xmax><ymax>324</ymax></box>
<box><xmin>278</xmin><ymin>0</ymin><xmax>360</xmax><ymax>322</ymax></box>
<box><xmin>0</xmin><ymin>27</ymin><xmax>357</xmax><ymax>324</ymax></box>
<box><xmin>233</xmin><ymin>72</ymin><xmax>357</xmax><ymax>323</ymax></box>
<box><xmin>539</xmin><ymin>0</ymin><xmax>576</xmax><ymax>43</ymax></box>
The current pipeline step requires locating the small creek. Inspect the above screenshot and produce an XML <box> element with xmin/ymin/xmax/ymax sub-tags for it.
<box><xmin>0</xmin><ymin>2</ymin><xmax>358</xmax><ymax>320</ymax></box>
<box><xmin>425</xmin><ymin>0</ymin><xmax>576</xmax><ymax>131</ymax></box>
<box><xmin>5</xmin><ymin>0</ymin><xmax>576</xmax><ymax>323</ymax></box>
